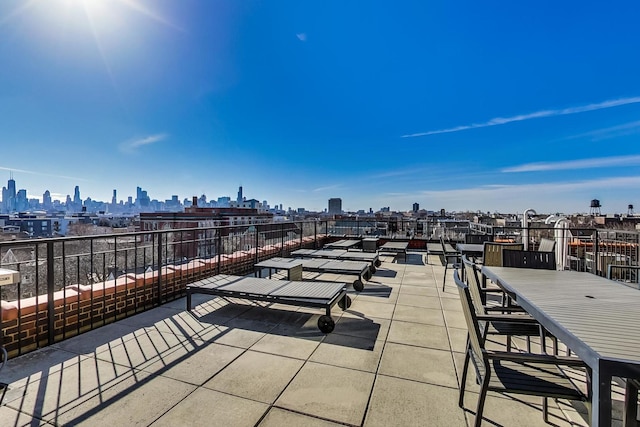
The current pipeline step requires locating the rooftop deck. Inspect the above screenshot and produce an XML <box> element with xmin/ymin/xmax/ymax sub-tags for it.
<box><xmin>0</xmin><ymin>252</ymin><xmax>623</xmax><ymax>426</ymax></box>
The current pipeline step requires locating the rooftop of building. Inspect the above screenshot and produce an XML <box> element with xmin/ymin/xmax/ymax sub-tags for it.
<box><xmin>0</xmin><ymin>251</ymin><xmax>617</xmax><ymax>427</ymax></box>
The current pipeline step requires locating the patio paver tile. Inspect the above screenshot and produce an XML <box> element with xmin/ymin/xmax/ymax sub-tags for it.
<box><xmin>258</xmin><ymin>407</ymin><xmax>344</xmax><ymax>426</ymax></box>
<box><xmin>309</xmin><ymin>336</ymin><xmax>385</xmax><ymax>372</ymax></box>
<box><xmin>378</xmin><ymin>342</ymin><xmax>458</xmax><ymax>388</ymax></box>
<box><xmin>387</xmin><ymin>321</ymin><xmax>450</xmax><ymax>350</ymax></box>
<box><xmin>364</xmin><ymin>375</ymin><xmax>467</xmax><ymax>427</ymax></box>
<box><xmin>142</xmin><ymin>341</ymin><xmax>244</xmax><ymax>385</ymax></box>
<box><xmin>203</xmin><ymin>350</ymin><xmax>304</xmax><ymax>403</ymax></box>
<box><xmin>392</xmin><ymin>305</ymin><xmax>445</xmax><ymax>326</ymax></box>
<box><xmin>395</xmin><ymin>293</ymin><xmax>442</xmax><ymax>309</ymax></box>
<box><xmin>150</xmin><ymin>387</ymin><xmax>268</xmax><ymax>427</ymax></box>
<box><xmin>275</xmin><ymin>362</ymin><xmax>375</xmax><ymax>426</ymax></box>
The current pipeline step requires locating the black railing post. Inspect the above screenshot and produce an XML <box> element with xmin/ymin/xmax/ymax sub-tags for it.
<box><xmin>280</xmin><ymin>223</ymin><xmax>284</xmax><ymax>256</ymax></box>
<box><xmin>314</xmin><ymin>221</ymin><xmax>317</xmax><ymax>249</ymax></box>
<box><xmin>255</xmin><ymin>225</ymin><xmax>259</xmax><ymax>265</ymax></box>
<box><xmin>156</xmin><ymin>232</ymin><xmax>163</xmax><ymax>305</ymax></box>
<box><xmin>46</xmin><ymin>241</ymin><xmax>55</xmax><ymax>346</ymax></box>
<box><xmin>594</xmin><ymin>231</ymin><xmax>600</xmax><ymax>276</ymax></box>
<box><xmin>299</xmin><ymin>221</ymin><xmax>303</xmax><ymax>248</ymax></box>
<box><xmin>217</xmin><ymin>232</ymin><xmax>222</xmax><ymax>275</ymax></box>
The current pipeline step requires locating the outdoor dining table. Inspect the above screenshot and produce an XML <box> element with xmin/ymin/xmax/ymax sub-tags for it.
<box><xmin>481</xmin><ymin>266</ymin><xmax>640</xmax><ymax>427</ymax></box>
<box><xmin>456</xmin><ymin>243</ymin><xmax>484</xmax><ymax>258</ymax></box>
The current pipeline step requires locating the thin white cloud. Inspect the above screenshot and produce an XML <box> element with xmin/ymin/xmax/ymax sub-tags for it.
<box><xmin>376</xmin><ymin>175</ymin><xmax>640</xmax><ymax>213</ymax></box>
<box><xmin>421</xmin><ymin>176</ymin><xmax>640</xmax><ymax>198</ymax></box>
<box><xmin>563</xmin><ymin>120</ymin><xmax>640</xmax><ymax>142</ymax></box>
<box><xmin>0</xmin><ymin>166</ymin><xmax>89</xmax><ymax>182</ymax></box>
<box><xmin>296</xmin><ymin>33</ymin><xmax>307</xmax><ymax>42</ymax></box>
<box><xmin>312</xmin><ymin>184</ymin><xmax>342</xmax><ymax>192</ymax></box>
<box><xmin>370</xmin><ymin>167</ymin><xmax>428</xmax><ymax>179</ymax></box>
<box><xmin>503</xmin><ymin>155</ymin><xmax>640</xmax><ymax>173</ymax></box>
<box><xmin>120</xmin><ymin>133</ymin><xmax>167</xmax><ymax>153</ymax></box>
<box><xmin>402</xmin><ymin>96</ymin><xmax>640</xmax><ymax>138</ymax></box>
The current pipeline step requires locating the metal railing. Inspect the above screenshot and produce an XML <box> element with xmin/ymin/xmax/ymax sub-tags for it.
<box><xmin>0</xmin><ymin>220</ymin><xmax>327</xmax><ymax>358</ymax></box>
<box><xmin>464</xmin><ymin>225</ymin><xmax>640</xmax><ymax>276</ymax></box>
<box><xmin>2</xmin><ymin>218</ymin><xmax>639</xmax><ymax>358</ymax></box>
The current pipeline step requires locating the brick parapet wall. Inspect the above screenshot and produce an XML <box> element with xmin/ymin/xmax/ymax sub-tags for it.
<box><xmin>1</xmin><ymin>236</ymin><xmax>324</xmax><ymax>359</ymax></box>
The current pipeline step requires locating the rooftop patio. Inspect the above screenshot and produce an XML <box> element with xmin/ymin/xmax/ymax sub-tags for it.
<box><xmin>0</xmin><ymin>251</ymin><xmax>626</xmax><ymax>426</ymax></box>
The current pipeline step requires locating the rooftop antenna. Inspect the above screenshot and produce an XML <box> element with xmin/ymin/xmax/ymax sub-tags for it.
<box><xmin>590</xmin><ymin>199</ymin><xmax>601</xmax><ymax>216</ymax></box>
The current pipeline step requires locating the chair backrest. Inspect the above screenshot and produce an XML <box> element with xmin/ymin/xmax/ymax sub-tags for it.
<box><xmin>482</xmin><ymin>242</ymin><xmax>524</xmax><ymax>267</ymax></box>
<box><xmin>465</xmin><ymin>234</ymin><xmax>493</xmax><ymax>244</ymax></box>
<box><xmin>502</xmin><ymin>249</ymin><xmax>556</xmax><ymax>270</ymax></box>
<box><xmin>461</xmin><ymin>255</ymin><xmax>487</xmax><ymax>316</ymax></box>
<box><xmin>538</xmin><ymin>238</ymin><xmax>556</xmax><ymax>253</ymax></box>
<box><xmin>453</xmin><ymin>270</ymin><xmax>487</xmax><ymax>379</ymax></box>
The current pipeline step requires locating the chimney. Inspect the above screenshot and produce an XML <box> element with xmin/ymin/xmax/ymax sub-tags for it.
<box><xmin>192</xmin><ymin>196</ymin><xmax>198</xmax><ymax>207</ymax></box>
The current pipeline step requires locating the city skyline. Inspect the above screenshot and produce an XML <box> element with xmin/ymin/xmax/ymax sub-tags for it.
<box><xmin>1</xmin><ymin>1</ymin><xmax>640</xmax><ymax>213</ymax></box>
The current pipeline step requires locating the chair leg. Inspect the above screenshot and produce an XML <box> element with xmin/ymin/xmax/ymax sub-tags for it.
<box><xmin>442</xmin><ymin>264</ymin><xmax>448</xmax><ymax>291</ymax></box>
<box><xmin>474</xmin><ymin>374</ymin><xmax>491</xmax><ymax>427</ymax></box>
<box><xmin>459</xmin><ymin>345</ymin><xmax>471</xmax><ymax>408</ymax></box>
<box><xmin>543</xmin><ymin>397</ymin><xmax>549</xmax><ymax>423</ymax></box>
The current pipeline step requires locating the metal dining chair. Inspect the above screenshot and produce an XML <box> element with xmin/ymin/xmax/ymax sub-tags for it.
<box><xmin>441</xmin><ymin>237</ymin><xmax>461</xmax><ymax>291</ymax></box>
<box><xmin>462</xmin><ymin>255</ymin><xmax>540</xmax><ymax>352</ymax></box>
<box><xmin>502</xmin><ymin>249</ymin><xmax>556</xmax><ymax>270</ymax></box>
<box><xmin>454</xmin><ymin>270</ymin><xmax>589</xmax><ymax>427</ymax></box>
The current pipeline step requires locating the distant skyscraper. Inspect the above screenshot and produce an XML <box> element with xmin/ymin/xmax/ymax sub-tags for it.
<box><xmin>217</xmin><ymin>196</ymin><xmax>231</xmax><ymax>207</ymax></box>
<box><xmin>43</xmin><ymin>190</ymin><xmax>52</xmax><ymax>209</ymax></box>
<box><xmin>73</xmin><ymin>186</ymin><xmax>81</xmax><ymax>204</ymax></box>
<box><xmin>413</xmin><ymin>203</ymin><xmax>419</xmax><ymax>212</ymax></box>
<box><xmin>136</xmin><ymin>186</ymin><xmax>150</xmax><ymax>207</ymax></box>
<box><xmin>112</xmin><ymin>189</ymin><xmax>117</xmax><ymax>205</ymax></box>
<box><xmin>237</xmin><ymin>186</ymin><xmax>243</xmax><ymax>204</ymax></box>
<box><xmin>5</xmin><ymin>175</ymin><xmax>16</xmax><ymax>212</ymax></box>
<box><xmin>16</xmin><ymin>189</ymin><xmax>27</xmax><ymax>211</ymax></box>
<box><xmin>328</xmin><ymin>198</ymin><xmax>342</xmax><ymax>215</ymax></box>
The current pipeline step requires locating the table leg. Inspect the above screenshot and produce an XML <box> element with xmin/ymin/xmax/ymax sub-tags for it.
<box><xmin>623</xmin><ymin>380</ymin><xmax>638</xmax><ymax>427</ymax></box>
<box><xmin>592</xmin><ymin>362</ymin><xmax>613</xmax><ymax>427</ymax></box>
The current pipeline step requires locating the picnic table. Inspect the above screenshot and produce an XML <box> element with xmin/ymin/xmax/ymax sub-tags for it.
<box><xmin>482</xmin><ymin>266</ymin><xmax>640</xmax><ymax>427</ymax></box>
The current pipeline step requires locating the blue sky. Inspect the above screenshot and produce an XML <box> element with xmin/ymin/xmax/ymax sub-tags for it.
<box><xmin>1</xmin><ymin>0</ymin><xmax>640</xmax><ymax>214</ymax></box>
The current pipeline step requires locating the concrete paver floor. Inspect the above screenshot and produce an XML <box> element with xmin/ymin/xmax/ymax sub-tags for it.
<box><xmin>0</xmin><ymin>251</ymin><xmax>622</xmax><ymax>426</ymax></box>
